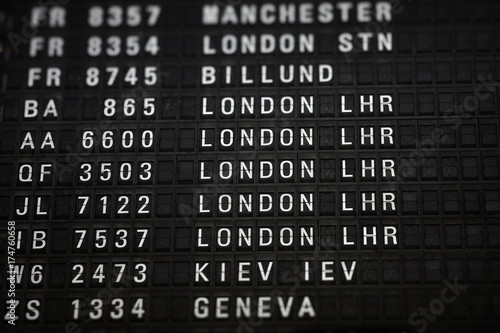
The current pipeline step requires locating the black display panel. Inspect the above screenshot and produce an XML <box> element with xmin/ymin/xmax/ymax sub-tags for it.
<box><xmin>1</xmin><ymin>0</ymin><xmax>500</xmax><ymax>332</ymax></box>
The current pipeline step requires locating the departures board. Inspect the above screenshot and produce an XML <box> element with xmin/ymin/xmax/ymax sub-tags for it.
<box><xmin>1</xmin><ymin>0</ymin><xmax>500</xmax><ymax>332</ymax></box>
